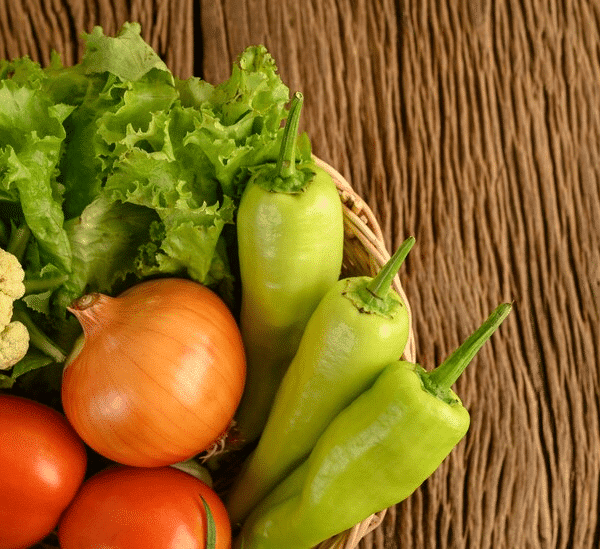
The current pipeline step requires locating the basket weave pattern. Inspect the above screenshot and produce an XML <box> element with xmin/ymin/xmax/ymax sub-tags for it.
<box><xmin>311</xmin><ymin>157</ymin><xmax>416</xmax><ymax>549</ymax></box>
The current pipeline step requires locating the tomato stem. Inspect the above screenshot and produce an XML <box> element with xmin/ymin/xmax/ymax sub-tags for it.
<box><xmin>201</xmin><ymin>496</ymin><xmax>218</xmax><ymax>549</ymax></box>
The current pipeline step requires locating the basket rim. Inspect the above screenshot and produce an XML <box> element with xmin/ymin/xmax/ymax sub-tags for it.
<box><xmin>315</xmin><ymin>155</ymin><xmax>416</xmax><ymax>363</ymax></box>
<box><xmin>312</xmin><ymin>155</ymin><xmax>416</xmax><ymax>549</ymax></box>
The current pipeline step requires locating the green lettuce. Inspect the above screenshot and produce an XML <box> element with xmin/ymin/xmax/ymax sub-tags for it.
<box><xmin>0</xmin><ymin>79</ymin><xmax>74</xmax><ymax>274</ymax></box>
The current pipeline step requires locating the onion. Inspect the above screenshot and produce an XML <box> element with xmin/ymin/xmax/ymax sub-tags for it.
<box><xmin>61</xmin><ymin>278</ymin><xmax>246</xmax><ymax>467</ymax></box>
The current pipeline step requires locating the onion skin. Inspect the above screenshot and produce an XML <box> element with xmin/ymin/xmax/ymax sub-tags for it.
<box><xmin>61</xmin><ymin>278</ymin><xmax>246</xmax><ymax>467</ymax></box>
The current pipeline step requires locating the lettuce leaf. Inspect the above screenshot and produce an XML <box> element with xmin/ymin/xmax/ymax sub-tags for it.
<box><xmin>0</xmin><ymin>79</ymin><xmax>74</xmax><ymax>274</ymax></box>
<box><xmin>80</xmin><ymin>22</ymin><xmax>170</xmax><ymax>81</ymax></box>
<box><xmin>56</xmin><ymin>195</ymin><xmax>160</xmax><ymax>311</ymax></box>
<box><xmin>181</xmin><ymin>45</ymin><xmax>291</xmax><ymax>196</ymax></box>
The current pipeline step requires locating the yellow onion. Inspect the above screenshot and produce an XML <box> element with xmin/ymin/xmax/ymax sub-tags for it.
<box><xmin>61</xmin><ymin>278</ymin><xmax>246</xmax><ymax>467</ymax></box>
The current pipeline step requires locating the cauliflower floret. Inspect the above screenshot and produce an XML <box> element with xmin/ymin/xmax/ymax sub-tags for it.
<box><xmin>0</xmin><ymin>320</ymin><xmax>29</xmax><ymax>370</ymax></box>
<box><xmin>0</xmin><ymin>248</ymin><xmax>26</xmax><ymax>300</ymax></box>
<box><xmin>0</xmin><ymin>293</ymin><xmax>13</xmax><ymax>329</ymax></box>
<box><xmin>0</xmin><ymin>248</ymin><xmax>29</xmax><ymax>369</ymax></box>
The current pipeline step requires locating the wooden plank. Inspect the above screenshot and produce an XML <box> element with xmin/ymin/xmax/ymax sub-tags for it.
<box><xmin>0</xmin><ymin>0</ymin><xmax>194</xmax><ymax>78</ymax></box>
<box><xmin>200</xmin><ymin>1</ymin><xmax>600</xmax><ymax>548</ymax></box>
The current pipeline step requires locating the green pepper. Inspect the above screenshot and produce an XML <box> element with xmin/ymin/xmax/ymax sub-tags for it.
<box><xmin>226</xmin><ymin>237</ymin><xmax>415</xmax><ymax>525</ymax></box>
<box><xmin>236</xmin><ymin>303</ymin><xmax>512</xmax><ymax>549</ymax></box>
<box><xmin>233</xmin><ymin>92</ymin><xmax>345</xmax><ymax>445</ymax></box>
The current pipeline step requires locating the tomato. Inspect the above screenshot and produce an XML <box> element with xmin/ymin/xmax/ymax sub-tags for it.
<box><xmin>0</xmin><ymin>395</ymin><xmax>87</xmax><ymax>549</ymax></box>
<box><xmin>58</xmin><ymin>465</ymin><xmax>231</xmax><ymax>549</ymax></box>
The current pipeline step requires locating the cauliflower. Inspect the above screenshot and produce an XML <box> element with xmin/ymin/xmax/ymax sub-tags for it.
<box><xmin>0</xmin><ymin>320</ymin><xmax>29</xmax><ymax>369</ymax></box>
<box><xmin>0</xmin><ymin>248</ymin><xmax>29</xmax><ymax>369</ymax></box>
<box><xmin>0</xmin><ymin>293</ymin><xmax>13</xmax><ymax>330</ymax></box>
<box><xmin>0</xmin><ymin>248</ymin><xmax>26</xmax><ymax>300</ymax></box>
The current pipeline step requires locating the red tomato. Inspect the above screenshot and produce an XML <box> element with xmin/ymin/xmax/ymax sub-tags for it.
<box><xmin>58</xmin><ymin>465</ymin><xmax>231</xmax><ymax>549</ymax></box>
<box><xmin>0</xmin><ymin>395</ymin><xmax>87</xmax><ymax>549</ymax></box>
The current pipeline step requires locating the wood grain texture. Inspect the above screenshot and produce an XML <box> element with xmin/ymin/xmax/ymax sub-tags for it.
<box><xmin>0</xmin><ymin>0</ymin><xmax>194</xmax><ymax>78</ymax></box>
<box><xmin>2</xmin><ymin>1</ymin><xmax>599</xmax><ymax>548</ymax></box>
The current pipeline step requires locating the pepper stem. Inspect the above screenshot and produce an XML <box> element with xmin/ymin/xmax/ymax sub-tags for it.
<box><xmin>363</xmin><ymin>236</ymin><xmax>415</xmax><ymax>306</ymax></box>
<box><xmin>424</xmin><ymin>303</ymin><xmax>512</xmax><ymax>395</ymax></box>
<box><xmin>276</xmin><ymin>92</ymin><xmax>304</xmax><ymax>179</ymax></box>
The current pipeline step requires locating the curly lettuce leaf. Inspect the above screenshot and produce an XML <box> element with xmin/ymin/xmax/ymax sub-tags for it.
<box><xmin>0</xmin><ymin>79</ymin><xmax>74</xmax><ymax>273</ymax></box>
<box><xmin>56</xmin><ymin>74</ymin><xmax>123</xmax><ymax>219</ymax></box>
<box><xmin>55</xmin><ymin>194</ymin><xmax>160</xmax><ymax>312</ymax></box>
<box><xmin>181</xmin><ymin>46</ymin><xmax>292</xmax><ymax>196</ymax></box>
<box><xmin>59</xmin><ymin>23</ymin><xmax>178</xmax><ymax>219</ymax></box>
<box><xmin>102</xmin><ymin>142</ymin><xmax>235</xmax><ymax>285</ymax></box>
<box><xmin>58</xmin><ymin>68</ymin><xmax>179</xmax><ymax>220</ymax></box>
<box><xmin>212</xmin><ymin>45</ymin><xmax>290</xmax><ymax>129</ymax></box>
<box><xmin>80</xmin><ymin>22</ymin><xmax>170</xmax><ymax>82</ymax></box>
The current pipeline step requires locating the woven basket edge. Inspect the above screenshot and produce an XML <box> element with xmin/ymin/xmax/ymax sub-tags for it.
<box><xmin>312</xmin><ymin>157</ymin><xmax>417</xmax><ymax>549</ymax></box>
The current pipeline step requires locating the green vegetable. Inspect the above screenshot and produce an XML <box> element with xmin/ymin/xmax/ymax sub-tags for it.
<box><xmin>0</xmin><ymin>23</ymin><xmax>299</xmax><ymax>390</ymax></box>
<box><xmin>226</xmin><ymin>237</ymin><xmax>414</xmax><ymax>525</ymax></box>
<box><xmin>236</xmin><ymin>303</ymin><xmax>512</xmax><ymax>549</ymax></box>
<box><xmin>11</xmin><ymin>303</ymin><xmax>66</xmax><ymax>364</ymax></box>
<box><xmin>232</xmin><ymin>92</ymin><xmax>345</xmax><ymax>444</ymax></box>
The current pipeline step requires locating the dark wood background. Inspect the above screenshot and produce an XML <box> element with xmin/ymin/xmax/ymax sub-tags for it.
<box><xmin>3</xmin><ymin>1</ymin><xmax>599</xmax><ymax>548</ymax></box>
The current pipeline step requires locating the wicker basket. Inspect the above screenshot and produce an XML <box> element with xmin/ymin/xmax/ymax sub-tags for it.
<box><xmin>311</xmin><ymin>156</ymin><xmax>416</xmax><ymax>549</ymax></box>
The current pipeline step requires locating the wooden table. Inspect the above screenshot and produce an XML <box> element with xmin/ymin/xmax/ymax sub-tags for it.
<box><xmin>4</xmin><ymin>1</ymin><xmax>599</xmax><ymax>548</ymax></box>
